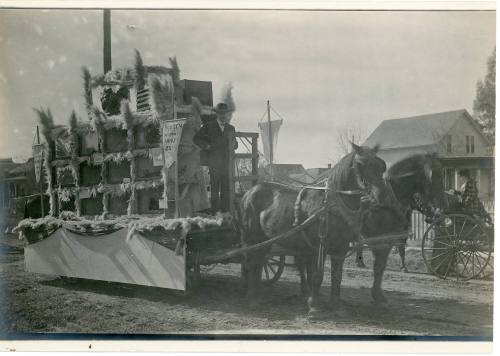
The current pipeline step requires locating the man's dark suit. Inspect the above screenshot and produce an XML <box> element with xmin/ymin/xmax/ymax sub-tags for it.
<box><xmin>193</xmin><ymin>120</ymin><xmax>238</xmax><ymax>212</ymax></box>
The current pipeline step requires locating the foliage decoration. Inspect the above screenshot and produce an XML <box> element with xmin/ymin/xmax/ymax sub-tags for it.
<box><xmin>134</xmin><ymin>49</ymin><xmax>147</xmax><ymax>90</ymax></box>
<box><xmin>82</xmin><ymin>66</ymin><xmax>93</xmax><ymax>109</ymax></box>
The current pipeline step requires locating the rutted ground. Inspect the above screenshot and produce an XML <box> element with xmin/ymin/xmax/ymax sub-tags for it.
<box><xmin>0</xmin><ymin>234</ymin><xmax>493</xmax><ymax>336</ymax></box>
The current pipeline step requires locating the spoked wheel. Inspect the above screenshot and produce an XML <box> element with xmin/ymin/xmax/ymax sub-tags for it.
<box><xmin>422</xmin><ymin>213</ymin><xmax>492</xmax><ymax>281</ymax></box>
<box><xmin>262</xmin><ymin>255</ymin><xmax>286</xmax><ymax>285</ymax></box>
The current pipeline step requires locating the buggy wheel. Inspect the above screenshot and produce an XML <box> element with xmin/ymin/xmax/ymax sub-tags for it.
<box><xmin>262</xmin><ymin>255</ymin><xmax>286</xmax><ymax>285</ymax></box>
<box><xmin>421</xmin><ymin>213</ymin><xmax>492</xmax><ymax>281</ymax></box>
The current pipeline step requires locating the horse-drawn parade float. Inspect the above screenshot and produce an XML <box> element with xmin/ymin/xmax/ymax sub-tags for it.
<box><xmin>12</xmin><ymin>15</ymin><xmax>494</xmax><ymax>317</ymax></box>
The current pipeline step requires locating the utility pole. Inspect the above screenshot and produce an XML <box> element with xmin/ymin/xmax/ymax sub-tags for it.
<box><xmin>267</xmin><ymin>100</ymin><xmax>274</xmax><ymax>181</ymax></box>
<box><xmin>36</xmin><ymin>126</ymin><xmax>45</xmax><ymax>217</ymax></box>
<box><xmin>103</xmin><ymin>9</ymin><xmax>112</xmax><ymax>73</ymax></box>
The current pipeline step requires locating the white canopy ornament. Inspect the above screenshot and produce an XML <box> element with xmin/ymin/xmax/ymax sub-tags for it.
<box><xmin>258</xmin><ymin>119</ymin><xmax>283</xmax><ymax>163</ymax></box>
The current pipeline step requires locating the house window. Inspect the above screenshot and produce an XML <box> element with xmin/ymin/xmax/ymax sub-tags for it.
<box><xmin>466</xmin><ymin>135</ymin><xmax>475</xmax><ymax>154</ymax></box>
<box><xmin>445</xmin><ymin>135</ymin><xmax>452</xmax><ymax>153</ymax></box>
<box><xmin>443</xmin><ymin>168</ymin><xmax>455</xmax><ymax>190</ymax></box>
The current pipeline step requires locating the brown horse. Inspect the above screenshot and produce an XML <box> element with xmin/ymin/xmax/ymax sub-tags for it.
<box><xmin>240</xmin><ymin>143</ymin><xmax>405</xmax><ymax>313</ymax></box>
<box><xmin>355</xmin><ymin>154</ymin><xmax>448</xmax><ymax>272</ymax></box>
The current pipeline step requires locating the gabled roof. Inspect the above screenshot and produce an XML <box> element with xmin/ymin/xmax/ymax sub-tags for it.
<box><xmin>363</xmin><ymin>109</ymin><xmax>486</xmax><ymax>150</ymax></box>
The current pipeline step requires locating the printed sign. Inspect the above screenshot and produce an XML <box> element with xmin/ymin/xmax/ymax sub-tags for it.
<box><xmin>162</xmin><ymin>119</ymin><xmax>187</xmax><ymax>168</ymax></box>
<box><xmin>79</xmin><ymin>189</ymin><xmax>91</xmax><ymax>199</ymax></box>
<box><xmin>159</xmin><ymin>198</ymin><xmax>168</xmax><ymax>209</ymax></box>
<box><xmin>151</xmin><ymin>147</ymin><xmax>164</xmax><ymax>167</ymax></box>
<box><xmin>32</xmin><ymin>144</ymin><xmax>44</xmax><ymax>183</ymax></box>
<box><xmin>92</xmin><ymin>152</ymin><xmax>104</xmax><ymax>165</ymax></box>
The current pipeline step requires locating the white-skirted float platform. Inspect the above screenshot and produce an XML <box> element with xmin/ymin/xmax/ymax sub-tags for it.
<box><xmin>24</xmin><ymin>227</ymin><xmax>186</xmax><ymax>290</ymax></box>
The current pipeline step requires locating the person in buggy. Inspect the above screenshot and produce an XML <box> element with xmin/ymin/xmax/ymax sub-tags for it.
<box><xmin>448</xmin><ymin>169</ymin><xmax>492</xmax><ymax>226</ymax></box>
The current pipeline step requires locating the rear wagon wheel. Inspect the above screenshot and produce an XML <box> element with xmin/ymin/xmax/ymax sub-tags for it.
<box><xmin>421</xmin><ymin>213</ymin><xmax>492</xmax><ymax>281</ymax></box>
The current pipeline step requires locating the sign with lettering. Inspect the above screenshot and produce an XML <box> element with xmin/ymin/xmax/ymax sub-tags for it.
<box><xmin>159</xmin><ymin>198</ymin><xmax>168</xmax><ymax>209</ymax></box>
<box><xmin>92</xmin><ymin>152</ymin><xmax>104</xmax><ymax>165</ymax></box>
<box><xmin>32</xmin><ymin>144</ymin><xmax>44</xmax><ymax>183</ymax></box>
<box><xmin>162</xmin><ymin>119</ymin><xmax>187</xmax><ymax>168</ymax></box>
<box><xmin>79</xmin><ymin>188</ymin><xmax>91</xmax><ymax>199</ymax></box>
<box><xmin>151</xmin><ymin>147</ymin><xmax>164</xmax><ymax>167</ymax></box>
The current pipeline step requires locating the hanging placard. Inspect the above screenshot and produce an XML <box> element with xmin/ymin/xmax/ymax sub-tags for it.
<box><xmin>162</xmin><ymin>119</ymin><xmax>187</xmax><ymax>168</ymax></box>
<box><xmin>159</xmin><ymin>198</ymin><xmax>168</xmax><ymax>209</ymax></box>
<box><xmin>32</xmin><ymin>144</ymin><xmax>44</xmax><ymax>183</ymax></box>
<box><xmin>151</xmin><ymin>147</ymin><xmax>164</xmax><ymax>167</ymax></box>
<box><xmin>92</xmin><ymin>152</ymin><xmax>104</xmax><ymax>165</ymax></box>
<box><xmin>79</xmin><ymin>188</ymin><xmax>91</xmax><ymax>199</ymax></box>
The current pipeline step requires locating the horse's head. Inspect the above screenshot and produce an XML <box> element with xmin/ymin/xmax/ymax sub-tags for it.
<box><xmin>351</xmin><ymin>143</ymin><xmax>394</xmax><ymax>207</ymax></box>
<box><xmin>386</xmin><ymin>153</ymin><xmax>448</xmax><ymax>220</ymax></box>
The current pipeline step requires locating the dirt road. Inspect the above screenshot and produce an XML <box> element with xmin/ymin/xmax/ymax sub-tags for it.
<box><xmin>0</xmin><ymin>234</ymin><xmax>493</xmax><ymax>336</ymax></box>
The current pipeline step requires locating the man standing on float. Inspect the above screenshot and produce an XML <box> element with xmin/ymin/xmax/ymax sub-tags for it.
<box><xmin>194</xmin><ymin>102</ymin><xmax>238</xmax><ymax>213</ymax></box>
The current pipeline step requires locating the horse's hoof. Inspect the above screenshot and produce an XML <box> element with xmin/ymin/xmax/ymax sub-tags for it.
<box><xmin>307</xmin><ymin>307</ymin><xmax>325</xmax><ymax>320</ymax></box>
<box><xmin>371</xmin><ymin>290</ymin><xmax>388</xmax><ymax>305</ymax></box>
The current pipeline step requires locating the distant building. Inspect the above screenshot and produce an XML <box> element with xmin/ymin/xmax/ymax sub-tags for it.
<box><xmin>0</xmin><ymin>158</ymin><xmax>40</xmax><ymax>230</ymax></box>
<box><xmin>363</xmin><ymin>109</ymin><xmax>494</xmax><ymax>210</ymax></box>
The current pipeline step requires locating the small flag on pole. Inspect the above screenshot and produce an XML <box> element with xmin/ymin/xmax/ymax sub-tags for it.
<box><xmin>32</xmin><ymin>144</ymin><xmax>44</xmax><ymax>183</ymax></box>
<box><xmin>258</xmin><ymin>119</ymin><xmax>283</xmax><ymax>163</ymax></box>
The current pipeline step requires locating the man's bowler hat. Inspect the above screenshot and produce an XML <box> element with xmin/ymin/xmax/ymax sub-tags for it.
<box><xmin>214</xmin><ymin>102</ymin><xmax>231</xmax><ymax>114</ymax></box>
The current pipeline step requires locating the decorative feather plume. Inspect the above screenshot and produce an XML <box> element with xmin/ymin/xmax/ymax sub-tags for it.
<box><xmin>82</xmin><ymin>66</ymin><xmax>93</xmax><ymax>108</ymax></box>
<box><xmin>190</xmin><ymin>97</ymin><xmax>203</xmax><ymax>130</ymax></box>
<box><xmin>169</xmin><ymin>56</ymin><xmax>180</xmax><ymax>82</ymax></box>
<box><xmin>34</xmin><ymin>107</ymin><xmax>55</xmax><ymax>142</ymax></box>
<box><xmin>69</xmin><ymin>110</ymin><xmax>78</xmax><ymax>131</ymax></box>
<box><xmin>220</xmin><ymin>82</ymin><xmax>235</xmax><ymax>112</ymax></box>
<box><xmin>149</xmin><ymin>76</ymin><xmax>173</xmax><ymax>116</ymax></box>
<box><xmin>134</xmin><ymin>49</ymin><xmax>146</xmax><ymax>90</ymax></box>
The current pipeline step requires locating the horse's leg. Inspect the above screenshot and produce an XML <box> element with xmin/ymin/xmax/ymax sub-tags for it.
<box><xmin>308</xmin><ymin>252</ymin><xmax>326</xmax><ymax>315</ymax></box>
<box><xmin>240</xmin><ymin>258</ymin><xmax>249</xmax><ymax>291</ymax></box>
<box><xmin>295</xmin><ymin>255</ymin><xmax>310</xmax><ymax>298</ymax></box>
<box><xmin>356</xmin><ymin>246</ymin><xmax>366</xmax><ymax>268</ymax></box>
<box><xmin>245</xmin><ymin>251</ymin><xmax>265</xmax><ymax>307</ymax></box>
<box><xmin>398</xmin><ymin>238</ymin><xmax>408</xmax><ymax>273</ymax></box>
<box><xmin>371</xmin><ymin>245</ymin><xmax>392</xmax><ymax>304</ymax></box>
<box><xmin>305</xmin><ymin>256</ymin><xmax>322</xmax><ymax>315</ymax></box>
<box><xmin>329</xmin><ymin>253</ymin><xmax>345</xmax><ymax>309</ymax></box>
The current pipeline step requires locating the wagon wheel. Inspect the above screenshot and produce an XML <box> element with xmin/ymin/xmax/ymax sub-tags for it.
<box><xmin>262</xmin><ymin>255</ymin><xmax>286</xmax><ymax>285</ymax></box>
<box><xmin>421</xmin><ymin>213</ymin><xmax>492</xmax><ymax>281</ymax></box>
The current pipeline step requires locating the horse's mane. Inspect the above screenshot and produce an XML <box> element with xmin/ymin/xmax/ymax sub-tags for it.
<box><xmin>385</xmin><ymin>153</ymin><xmax>444</xmax><ymax>210</ymax></box>
<box><xmin>327</xmin><ymin>151</ymin><xmax>360</xmax><ymax>220</ymax></box>
<box><xmin>328</xmin><ymin>151</ymin><xmax>357</xmax><ymax>191</ymax></box>
<box><xmin>386</xmin><ymin>154</ymin><xmax>431</xmax><ymax>179</ymax></box>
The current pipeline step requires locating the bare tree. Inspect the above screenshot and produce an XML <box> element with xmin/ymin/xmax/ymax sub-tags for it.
<box><xmin>333</xmin><ymin>124</ymin><xmax>366</xmax><ymax>161</ymax></box>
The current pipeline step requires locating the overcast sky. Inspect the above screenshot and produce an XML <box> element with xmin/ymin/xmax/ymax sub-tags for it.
<box><xmin>0</xmin><ymin>9</ymin><xmax>495</xmax><ymax>168</ymax></box>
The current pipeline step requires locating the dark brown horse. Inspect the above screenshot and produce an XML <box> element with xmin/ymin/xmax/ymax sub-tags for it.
<box><xmin>240</xmin><ymin>144</ymin><xmax>405</xmax><ymax>313</ymax></box>
<box><xmin>355</xmin><ymin>154</ymin><xmax>448</xmax><ymax>272</ymax></box>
